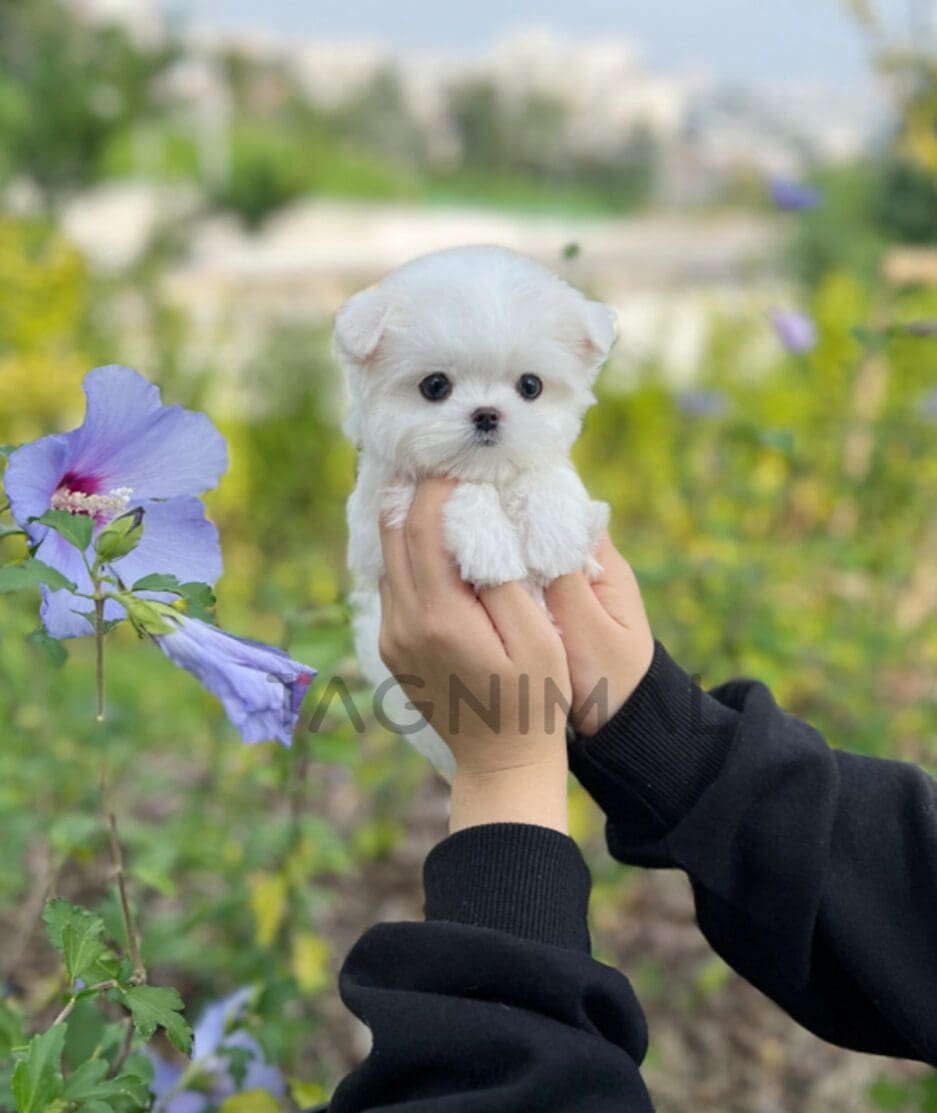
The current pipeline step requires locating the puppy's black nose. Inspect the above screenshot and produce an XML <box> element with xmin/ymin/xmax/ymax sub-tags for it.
<box><xmin>472</xmin><ymin>407</ymin><xmax>500</xmax><ymax>432</ymax></box>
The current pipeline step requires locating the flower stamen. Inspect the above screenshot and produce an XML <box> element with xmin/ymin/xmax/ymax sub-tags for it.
<box><xmin>51</xmin><ymin>485</ymin><xmax>134</xmax><ymax>519</ymax></box>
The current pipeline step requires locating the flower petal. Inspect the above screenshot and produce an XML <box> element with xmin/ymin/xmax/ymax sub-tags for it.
<box><xmin>769</xmin><ymin>308</ymin><xmax>817</xmax><ymax>355</ymax></box>
<box><xmin>769</xmin><ymin>178</ymin><xmax>822</xmax><ymax>211</ymax></box>
<box><xmin>66</xmin><ymin>365</ymin><xmax>228</xmax><ymax>499</ymax></box>
<box><xmin>4</xmin><ymin>433</ymin><xmax>70</xmax><ymax>534</ymax></box>
<box><xmin>193</xmin><ymin>987</ymin><xmax>255</xmax><ymax>1059</ymax></box>
<box><xmin>110</xmin><ymin>498</ymin><xmax>223</xmax><ymax>591</ymax></box>
<box><xmin>220</xmin><ymin>1031</ymin><xmax>286</xmax><ymax>1097</ymax></box>
<box><xmin>154</xmin><ymin>617</ymin><xmax>316</xmax><ymax>746</ymax></box>
<box><xmin>36</xmin><ymin>532</ymin><xmax>126</xmax><ymax>639</ymax></box>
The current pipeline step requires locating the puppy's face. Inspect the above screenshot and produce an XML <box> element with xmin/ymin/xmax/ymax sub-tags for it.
<box><xmin>335</xmin><ymin>246</ymin><xmax>617</xmax><ymax>482</ymax></box>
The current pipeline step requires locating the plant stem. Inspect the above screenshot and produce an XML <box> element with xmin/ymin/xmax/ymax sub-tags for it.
<box><xmin>107</xmin><ymin>809</ymin><xmax>146</xmax><ymax>984</ymax></box>
<box><xmin>52</xmin><ymin>979</ymin><xmax>119</xmax><ymax>1026</ymax></box>
<box><xmin>94</xmin><ymin>595</ymin><xmax>105</xmax><ymax>723</ymax></box>
<box><xmin>92</xmin><ymin>572</ymin><xmax>147</xmax><ymax>985</ymax></box>
<box><xmin>108</xmin><ymin>1015</ymin><xmax>136</xmax><ymax>1078</ymax></box>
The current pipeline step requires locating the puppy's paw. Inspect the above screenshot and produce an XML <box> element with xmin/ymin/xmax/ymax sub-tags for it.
<box><xmin>585</xmin><ymin>500</ymin><xmax>610</xmax><ymax>581</ymax></box>
<box><xmin>380</xmin><ymin>480</ymin><xmax>415</xmax><ymax>529</ymax></box>
<box><xmin>588</xmin><ymin>500</ymin><xmax>611</xmax><ymax>543</ymax></box>
<box><xmin>584</xmin><ymin>552</ymin><xmax>604</xmax><ymax>581</ymax></box>
<box><xmin>443</xmin><ymin>482</ymin><xmax>527</xmax><ymax>587</ymax></box>
<box><xmin>523</xmin><ymin>520</ymin><xmax>591</xmax><ymax>583</ymax></box>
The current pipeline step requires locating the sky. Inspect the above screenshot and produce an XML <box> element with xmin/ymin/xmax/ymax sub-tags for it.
<box><xmin>165</xmin><ymin>0</ymin><xmax>922</xmax><ymax>88</ymax></box>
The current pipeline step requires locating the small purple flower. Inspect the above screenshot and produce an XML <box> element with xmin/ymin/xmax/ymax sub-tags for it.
<box><xmin>150</xmin><ymin>987</ymin><xmax>286</xmax><ymax>1113</ymax></box>
<box><xmin>918</xmin><ymin>389</ymin><xmax>937</xmax><ymax>423</ymax></box>
<box><xmin>675</xmin><ymin>390</ymin><xmax>730</xmax><ymax>418</ymax></box>
<box><xmin>153</xmin><ymin>614</ymin><xmax>315</xmax><ymax>746</ymax></box>
<box><xmin>4</xmin><ymin>366</ymin><xmax>227</xmax><ymax>638</ymax></box>
<box><xmin>769</xmin><ymin>308</ymin><xmax>817</xmax><ymax>354</ymax></box>
<box><xmin>769</xmin><ymin>177</ymin><xmax>822</xmax><ymax>211</ymax></box>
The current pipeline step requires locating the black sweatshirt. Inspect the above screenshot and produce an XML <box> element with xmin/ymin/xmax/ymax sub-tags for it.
<box><xmin>328</xmin><ymin>642</ymin><xmax>937</xmax><ymax>1111</ymax></box>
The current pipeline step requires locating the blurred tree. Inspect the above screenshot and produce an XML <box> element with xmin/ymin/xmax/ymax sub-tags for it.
<box><xmin>448</xmin><ymin>78</ymin><xmax>514</xmax><ymax>173</ymax></box>
<box><xmin>0</xmin><ymin>0</ymin><xmax>177</xmax><ymax>208</ymax></box>
<box><xmin>332</xmin><ymin>66</ymin><xmax>427</xmax><ymax>166</ymax></box>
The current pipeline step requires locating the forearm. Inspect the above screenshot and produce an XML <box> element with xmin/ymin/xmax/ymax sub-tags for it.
<box><xmin>569</xmin><ymin>641</ymin><xmax>937</xmax><ymax>1063</ymax></box>
<box><xmin>331</xmin><ymin>824</ymin><xmax>654</xmax><ymax>1111</ymax></box>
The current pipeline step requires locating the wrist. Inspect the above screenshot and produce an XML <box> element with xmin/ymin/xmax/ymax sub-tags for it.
<box><xmin>449</xmin><ymin>752</ymin><xmax>569</xmax><ymax>834</ymax></box>
<box><xmin>571</xmin><ymin>637</ymin><xmax>655</xmax><ymax>736</ymax></box>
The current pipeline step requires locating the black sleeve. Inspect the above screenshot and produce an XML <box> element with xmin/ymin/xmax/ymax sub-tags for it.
<box><xmin>330</xmin><ymin>823</ymin><xmax>655</xmax><ymax>1111</ymax></box>
<box><xmin>568</xmin><ymin>641</ymin><xmax>937</xmax><ymax>1065</ymax></box>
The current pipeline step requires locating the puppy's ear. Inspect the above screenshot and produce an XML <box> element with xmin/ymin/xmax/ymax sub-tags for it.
<box><xmin>334</xmin><ymin>287</ymin><xmax>391</xmax><ymax>365</ymax></box>
<box><xmin>557</xmin><ymin>295</ymin><xmax>617</xmax><ymax>373</ymax></box>
<box><xmin>577</xmin><ymin>299</ymin><xmax>618</xmax><ymax>364</ymax></box>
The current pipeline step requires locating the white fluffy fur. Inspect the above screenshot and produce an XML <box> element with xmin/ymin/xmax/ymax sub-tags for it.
<box><xmin>336</xmin><ymin>244</ymin><xmax>617</xmax><ymax>780</ymax></box>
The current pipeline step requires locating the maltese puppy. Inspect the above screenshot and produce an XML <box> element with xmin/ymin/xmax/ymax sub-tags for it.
<box><xmin>335</xmin><ymin>244</ymin><xmax>616</xmax><ymax>780</ymax></box>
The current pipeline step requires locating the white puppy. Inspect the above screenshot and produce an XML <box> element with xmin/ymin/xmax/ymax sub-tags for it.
<box><xmin>335</xmin><ymin>244</ymin><xmax>616</xmax><ymax>780</ymax></box>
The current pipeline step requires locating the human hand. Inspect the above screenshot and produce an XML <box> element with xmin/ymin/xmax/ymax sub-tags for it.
<box><xmin>544</xmin><ymin>534</ymin><xmax>654</xmax><ymax>736</ymax></box>
<box><xmin>378</xmin><ymin>478</ymin><xmax>572</xmax><ymax>833</ymax></box>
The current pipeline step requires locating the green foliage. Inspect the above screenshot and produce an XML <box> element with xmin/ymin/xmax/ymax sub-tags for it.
<box><xmin>11</xmin><ymin>1024</ymin><xmax>67</xmax><ymax>1113</ymax></box>
<box><xmin>0</xmin><ymin>558</ymin><xmax>77</xmax><ymax>594</ymax></box>
<box><xmin>35</xmin><ymin>509</ymin><xmax>94</xmax><ymax>552</ymax></box>
<box><xmin>43</xmin><ymin>899</ymin><xmax>109</xmax><ymax>984</ymax></box>
<box><xmin>870</xmin><ymin>1072</ymin><xmax>937</xmax><ymax>1112</ymax></box>
<box><xmin>0</xmin><ymin>0</ymin><xmax>177</xmax><ymax>207</ymax></box>
<box><xmin>117</xmin><ymin>985</ymin><xmax>192</xmax><ymax>1054</ymax></box>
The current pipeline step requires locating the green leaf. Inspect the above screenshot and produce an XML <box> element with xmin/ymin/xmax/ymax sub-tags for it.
<box><xmin>11</xmin><ymin>1024</ymin><xmax>66</xmax><ymax>1113</ymax></box>
<box><xmin>221</xmin><ymin>1044</ymin><xmax>253</xmax><ymax>1088</ymax></box>
<box><xmin>180</xmin><ymin>581</ymin><xmax>216</xmax><ymax>608</ymax></box>
<box><xmin>0</xmin><ymin>559</ymin><xmax>77</xmax><ymax>594</ymax></box>
<box><xmin>118</xmin><ymin>985</ymin><xmax>192</xmax><ymax>1054</ymax></box>
<box><xmin>62</xmin><ymin>1058</ymin><xmax>149</xmax><ymax>1107</ymax></box>
<box><xmin>850</xmin><ymin>325</ymin><xmax>889</xmax><ymax>352</ymax></box>
<box><xmin>129</xmin><ymin>576</ymin><xmax>217</xmax><ymax>618</ymax></box>
<box><xmin>0</xmin><ymin>522</ymin><xmax>26</xmax><ymax>540</ymax></box>
<box><xmin>758</xmin><ymin>429</ymin><xmax>796</xmax><ymax>456</ymax></box>
<box><xmin>130</xmin><ymin>573</ymin><xmax>183</xmax><ymax>594</ymax></box>
<box><xmin>42</xmin><ymin>900</ymin><xmax>109</xmax><ymax>983</ymax></box>
<box><xmin>33</xmin><ymin>509</ymin><xmax>93</xmax><ymax>552</ymax></box>
<box><xmin>0</xmin><ymin>444</ymin><xmax>18</xmax><ymax>459</ymax></box>
<box><xmin>0</xmin><ymin>998</ymin><xmax>25</xmax><ymax>1058</ymax></box>
<box><xmin>28</xmin><ymin>627</ymin><xmax>68</xmax><ymax>667</ymax></box>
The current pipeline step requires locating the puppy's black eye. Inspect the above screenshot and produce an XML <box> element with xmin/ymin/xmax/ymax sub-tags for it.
<box><xmin>517</xmin><ymin>374</ymin><xmax>543</xmax><ymax>400</ymax></box>
<box><xmin>419</xmin><ymin>373</ymin><xmax>451</xmax><ymax>402</ymax></box>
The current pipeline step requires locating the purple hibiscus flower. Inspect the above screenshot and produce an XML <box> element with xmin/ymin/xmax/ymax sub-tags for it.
<box><xmin>769</xmin><ymin>177</ymin><xmax>822</xmax><ymax>212</ymax></box>
<box><xmin>918</xmin><ymin>388</ymin><xmax>937</xmax><ymax>423</ymax></box>
<box><xmin>153</xmin><ymin>614</ymin><xmax>315</xmax><ymax>746</ymax></box>
<box><xmin>769</xmin><ymin>308</ymin><xmax>817</xmax><ymax>355</ymax></box>
<box><xmin>150</xmin><ymin>987</ymin><xmax>286</xmax><ymax>1113</ymax></box>
<box><xmin>4</xmin><ymin>365</ymin><xmax>227</xmax><ymax>638</ymax></box>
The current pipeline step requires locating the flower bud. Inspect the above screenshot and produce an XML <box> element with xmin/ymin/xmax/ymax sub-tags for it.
<box><xmin>119</xmin><ymin>594</ymin><xmax>178</xmax><ymax>637</ymax></box>
<box><xmin>95</xmin><ymin>507</ymin><xmax>145</xmax><ymax>562</ymax></box>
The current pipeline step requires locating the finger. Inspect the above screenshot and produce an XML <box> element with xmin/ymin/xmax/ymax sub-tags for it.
<box><xmin>591</xmin><ymin>533</ymin><xmax>632</xmax><ymax>586</ymax></box>
<box><xmin>379</xmin><ymin>514</ymin><xmax>416</xmax><ymax>601</ymax></box>
<box><xmin>589</xmin><ymin>533</ymin><xmax>645</xmax><ymax>626</ymax></box>
<box><xmin>404</xmin><ymin>477</ymin><xmax>468</xmax><ymax>603</ymax></box>
<box><xmin>378</xmin><ymin>574</ymin><xmax>393</xmax><ymax>625</ymax></box>
<box><xmin>543</xmin><ymin>570</ymin><xmax>600</xmax><ymax>631</ymax></box>
<box><xmin>478</xmin><ymin>580</ymin><xmax>554</xmax><ymax>660</ymax></box>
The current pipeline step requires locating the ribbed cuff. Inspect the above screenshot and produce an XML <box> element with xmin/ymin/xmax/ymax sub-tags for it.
<box><xmin>569</xmin><ymin>642</ymin><xmax>741</xmax><ymax>835</ymax></box>
<box><xmin>423</xmin><ymin>823</ymin><xmax>592</xmax><ymax>953</ymax></box>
